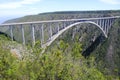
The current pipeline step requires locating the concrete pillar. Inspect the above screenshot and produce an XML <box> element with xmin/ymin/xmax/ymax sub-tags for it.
<box><xmin>109</xmin><ymin>19</ymin><xmax>113</xmax><ymax>29</ymax></box>
<box><xmin>96</xmin><ymin>20</ymin><xmax>99</xmax><ymax>25</ymax></box>
<box><xmin>63</xmin><ymin>22</ymin><xmax>64</xmax><ymax>29</ymax></box>
<box><xmin>102</xmin><ymin>19</ymin><xmax>105</xmax><ymax>30</ymax></box>
<box><xmin>63</xmin><ymin>22</ymin><xmax>66</xmax><ymax>29</ymax></box>
<box><xmin>100</xmin><ymin>19</ymin><xmax>103</xmax><ymax>28</ymax></box>
<box><xmin>105</xmin><ymin>19</ymin><xmax>108</xmax><ymax>34</ymax></box>
<box><xmin>107</xmin><ymin>19</ymin><xmax>110</xmax><ymax>29</ymax></box>
<box><xmin>49</xmin><ymin>24</ymin><xmax>52</xmax><ymax>40</ymax></box>
<box><xmin>104</xmin><ymin>19</ymin><xmax>107</xmax><ymax>33</ymax></box>
<box><xmin>107</xmin><ymin>19</ymin><xmax>110</xmax><ymax>27</ymax></box>
<box><xmin>31</xmin><ymin>24</ymin><xmax>35</xmax><ymax>47</ymax></box>
<box><xmin>41</xmin><ymin>24</ymin><xmax>44</xmax><ymax>44</ymax></box>
<box><xmin>21</xmin><ymin>24</ymin><xmax>25</xmax><ymax>45</ymax></box>
<box><xmin>39</xmin><ymin>25</ymin><xmax>42</xmax><ymax>46</ymax></box>
<box><xmin>98</xmin><ymin>19</ymin><xmax>101</xmax><ymax>26</ymax></box>
<box><xmin>57</xmin><ymin>24</ymin><xmax>59</xmax><ymax>33</ymax></box>
<box><xmin>9</xmin><ymin>25</ymin><xmax>13</xmax><ymax>41</ymax></box>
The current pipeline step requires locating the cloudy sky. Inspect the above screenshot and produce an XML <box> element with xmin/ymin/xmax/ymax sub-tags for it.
<box><xmin>0</xmin><ymin>0</ymin><xmax>120</xmax><ymax>23</ymax></box>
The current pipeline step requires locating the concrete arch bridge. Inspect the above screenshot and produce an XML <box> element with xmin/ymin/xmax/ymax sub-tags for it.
<box><xmin>0</xmin><ymin>16</ymin><xmax>120</xmax><ymax>48</ymax></box>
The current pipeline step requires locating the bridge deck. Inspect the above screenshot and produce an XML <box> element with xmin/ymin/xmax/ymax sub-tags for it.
<box><xmin>0</xmin><ymin>16</ymin><xmax>120</xmax><ymax>26</ymax></box>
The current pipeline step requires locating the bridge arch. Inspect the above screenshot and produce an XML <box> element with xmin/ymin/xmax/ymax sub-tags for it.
<box><xmin>43</xmin><ymin>21</ymin><xmax>107</xmax><ymax>47</ymax></box>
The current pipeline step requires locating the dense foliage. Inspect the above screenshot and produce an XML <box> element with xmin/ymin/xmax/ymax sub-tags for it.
<box><xmin>0</xmin><ymin>35</ymin><xmax>108</xmax><ymax>80</ymax></box>
<box><xmin>0</xmin><ymin>10</ymin><xmax>120</xmax><ymax>80</ymax></box>
<box><xmin>91</xmin><ymin>19</ymin><xmax>120</xmax><ymax>79</ymax></box>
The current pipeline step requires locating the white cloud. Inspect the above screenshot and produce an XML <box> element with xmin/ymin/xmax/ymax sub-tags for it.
<box><xmin>21</xmin><ymin>0</ymin><xmax>41</xmax><ymax>5</ymax></box>
<box><xmin>100</xmin><ymin>0</ymin><xmax>120</xmax><ymax>4</ymax></box>
<box><xmin>0</xmin><ymin>0</ymin><xmax>41</xmax><ymax>9</ymax></box>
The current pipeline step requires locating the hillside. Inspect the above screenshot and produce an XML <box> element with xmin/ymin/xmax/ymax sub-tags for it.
<box><xmin>0</xmin><ymin>30</ymin><xmax>119</xmax><ymax>80</ymax></box>
<box><xmin>45</xmin><ymin>17</ymin><xmax>120</xmax><ymax>78</ymax></box>
<box><xmin>1</xmin><ymin>10</ymin><xmax>120</xmax><ymax>79</ymax></box>
<box><xmin>91</xmin><ymin>19</ymin><xmax>120</xmax><ymax>76</ymax></box>
<box><xmin>4</xmin><ymin>10</ymin><xmax>120</xmax><ymax>23</ymax></box>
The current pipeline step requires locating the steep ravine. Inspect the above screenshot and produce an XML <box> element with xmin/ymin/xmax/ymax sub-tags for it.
<box><xmin>91</xmin><ymin>19</ymin><xmax>120</xmax><ymax>76</ymax></box>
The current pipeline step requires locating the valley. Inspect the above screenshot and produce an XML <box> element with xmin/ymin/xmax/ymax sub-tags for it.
<box><xmin>0</xmin><ymin>10</ymin><xmax>120</xmax><ymax>80</ymax></box>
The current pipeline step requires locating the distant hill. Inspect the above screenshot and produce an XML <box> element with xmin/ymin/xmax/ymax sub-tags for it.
<box><xmin>4</xmin><ymin>10</ymin><xmax>120</xmax><ymax>23</ymax></box>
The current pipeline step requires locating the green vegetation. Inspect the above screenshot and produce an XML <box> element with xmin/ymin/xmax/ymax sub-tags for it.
<box><xmin>91</xmin><ymin>19</ymin><xmax>120</xmax><ymax>79</ymax></box>
<box><xmin>0</xmin><ymin>35</ymin><xmax>108</xmax><ymax>80</ymax></box>
<box><xmin>0</xmin><ymin>10</ymin><xmax>120</xmax><ymax>79</ymax></box>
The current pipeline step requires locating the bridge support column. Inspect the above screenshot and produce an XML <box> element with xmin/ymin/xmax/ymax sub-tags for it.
<box><xmin>108</xmin><ymin>19</ymin><xmax>111</xmax><ymax>29</ymax></box>
<box><xmin>39</xmin><ymin>26</ymin><xmax>42</xmax><ymax>46</ymax></box>
<box><xmin>49</xmin><ymin>24</ymin><xmax>52</xmax><ymax>40</ymax></box>
<box><xmin>41</xmin><ymin>24</ymin><xmax>44</xmax><ymax>45</ymax></box>
<box><xmin>107</xmin><ymin>19</ymin><xmax>110</xmax><ymax>28</ymax></box>
<box><xmin>57</xmin><ymin>24</ymin><xmax>59</xmax><ymax>33</ymax></box>
<box><xmin>109</xmin><ymin>19</ymin><xmax>111</xmax><ymax>26</ymax></box>
<box><xmin>103</xmin><ymin>19</ymin><xmax>106</xmax><ymax>31</ymax></box>
<box><xmin>63</xmin><ymin>22</ymin><xmax>66</xmax><ymax>29</ymax></box>
<box><xmin>96</xmin><ymin>20</ymin><xmax>99</xmax><ymax>25</ymax></box>
<box><xmin>98</xmin><ymin>19</ymin><xmax>100</xmax><ymax>26</ymax></box>
<box><xmin>106</xmin><ymin>20</ymin><xmax>108</xmax><ymax>34</ymax></box>
<box><xmin>31</xmin><ymin>24</ymin><xmax>35</xmax><ymax>47</ymax></box>
<box><xmin>9</xmin><ymin>25</ymin><xmax>13</xmax><ymax>41</ymax></box>
<box><xmin>110</xmin><ymin>19</ymin><xmax>113</xmax><ymax>26</ymax></box>
<box><xmin>106</xmin><ymin>19</ymin><xmax>109</xmax><ymax>35</ymax></box>
<box><xmin>100</xmin><ymin>19</ymin><xmax>102</xmax><ymax>28</ymax></box>
<box><xmin>20</xmin><ymin>24</ymin><xmax>25</xmax><ymax>45</ymax></box>
<box><xmin>104</xmin><ymin>19</ymin><xmax>107</xmax><ymax>33</ymax></box>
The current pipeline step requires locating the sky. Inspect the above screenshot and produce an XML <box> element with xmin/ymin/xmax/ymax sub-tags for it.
<box><xmin>0</xmin><ymin>0</ymin><xmax>120</xmax><ymax>23</ymax></box>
